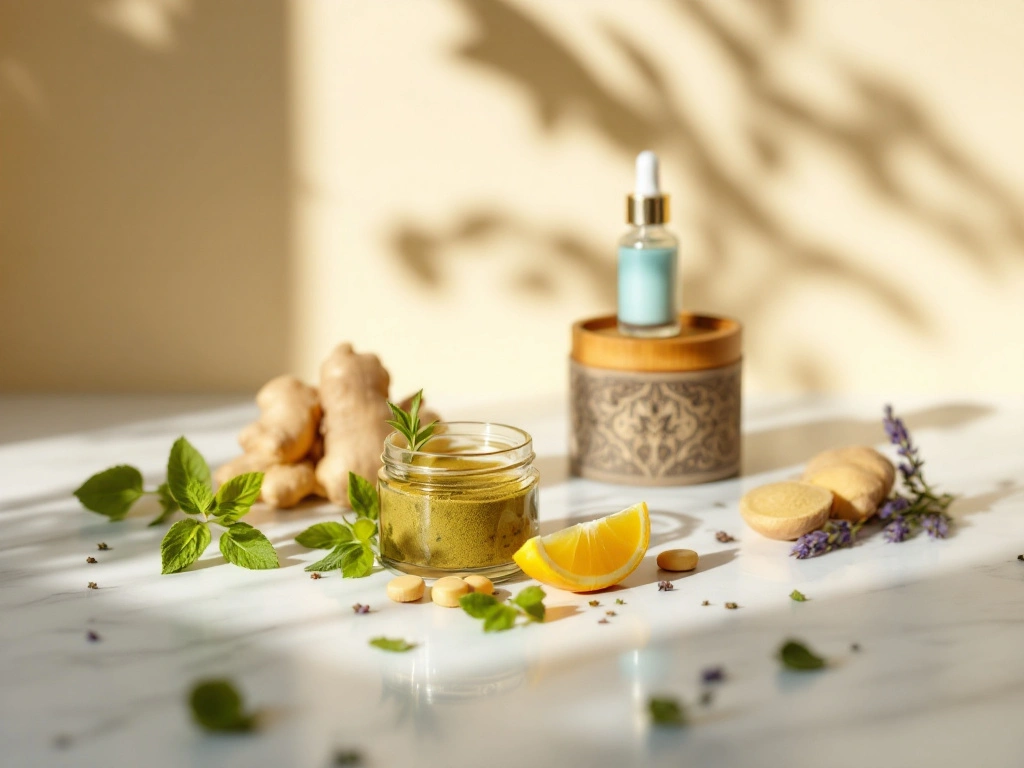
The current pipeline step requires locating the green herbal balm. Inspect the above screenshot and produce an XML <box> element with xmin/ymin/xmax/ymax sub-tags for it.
<box><xmin>378</xmin><ymin>422</ymin><xmax>539</xmax><ymax>582</ymax></box>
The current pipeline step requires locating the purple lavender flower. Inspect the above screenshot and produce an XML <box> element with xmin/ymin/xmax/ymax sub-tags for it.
<box><xmin>791</xmin><ymin>529</ymin><xmax>830</xmax><ymax>559</ymax></box>
<box><xmin>878</xmin><ymin>497</ymin><xmax>910</xmax><ymax>521</ymax></box>
<box><xmin>883</xmin><ymin>516</ymin><xmax>912</xmax><ymax>543</ymax></box>
<box><xmin>701</xmin><ymin>666</ymin><xmax>725</xmax><ymax>684</ymax></box>
<box><xmin>829</xmin><ymin>520</ymin><xmax>854</xmax><ymax>548</ymax></box>
<box><xmin>921</xmin><ymin>513</ymin><xmax>950</xmax><ymax>539</ymax></box>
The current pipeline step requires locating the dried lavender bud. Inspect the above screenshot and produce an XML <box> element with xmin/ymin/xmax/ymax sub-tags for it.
<box><xmin>96</xmin><ymin>543</ymin><xmax>111</xmax><ymax>551</ymax></box>
<box><xmin>878</xmin><ymin>496</ymin><xmax>909</xmax><ymax>521</ymax></box>
<box><xmin>701</xmin><ymin>600</ymin><xmax>710</xmax><ymax>606</ymax></box>
<box><xmin>921</xmin><ymin>513</ymin><xmax>949</xmax><ymax>539</ymax></box>
<box><xmin>86</xmin><ymin>631</ymin><xmax>100</xmax><ymax>642</ymax></box>
<box><xmin>598</xmin><ymin>618</ymin><xmax>609</xmax><ymax>624</ymax></box>
<box><xmin>883</xmin><ymin>516</ymin><xmax>912</xmax><ymax>543</ymax></box>
<box><xmin>792</xmin><ymin>520</ymin><xmax>858</xmax><ymax>559</ymax></box>
<box><xmin>605</xmin><ymin>610</ymin><xmax>617</xmax><ymax>617</ymax></box>
<box><xmin>86</xmin><ymin>557</ymin><xmax>97</xmax><ymax>564</ymax></box>
<box><xmin>352</xmin><ymin>603</ymin><xmax>370</xmax><ymax>614</ymax></box>
<box><xmin>715</xmin><ymin>531</ymin><xmax>735</xmax><ymax>543</ymax></box>
<box><xmin>724</xmin><ymin>602</ymin><xmax>738</xmax><ymax>610</ymax></box>
<box><xmin>310</xmin><ymin>573</ymin><xmax>323</xmax><ymax>580</ymax></box>
<box><xmin>701</xmin><ymin>666</ymin><xmax>725</xmax><ymax>684</ymax></box>
<box><xmin>657</xmin><ymin>581</ymin><xmax>674</xmax><ymax>591</ymax></box>
<box><xmin>87</xmin><ymin>582</ymin><xmax>98</xmax><ymax>590</ymax></box>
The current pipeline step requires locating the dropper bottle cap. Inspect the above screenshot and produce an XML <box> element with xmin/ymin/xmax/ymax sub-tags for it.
<box><xmin>626</xmin><ymin>150</ymin><xmax>669</xmax><ymax>225</ymax></box>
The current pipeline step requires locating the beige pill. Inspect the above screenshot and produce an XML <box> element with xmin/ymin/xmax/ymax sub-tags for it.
<box><xmin>386</xmin><ymin>574</ymin><xmax>425</xmax><ymax>603</ymax></box>
<box><xmin>463</xmin><ymin>574</ymin><xmax>494</xmax><ymax>595</ymax></box>
<box><xmin>805</xmin><ymin>446</ymin><xmax>894</xmax><ymax>498</ymax></box>
<box><xmin>804</xmin><ymin>465</ymin><xmax>884</xmax><ymax>523</ymax></box>
<box><xmin>656</xmin><ymin>549</ymin><xmax>699</xmax><ymax>572</ymax></box>
<box><xmin>430</xmin><ymin>576</ymin><xmax>471</xmax><ymax>607</ymax></box>
<box><xmin>740</xmin><ymin>481</ymin><xmax>833</xmax><ymax>540</ymax></box>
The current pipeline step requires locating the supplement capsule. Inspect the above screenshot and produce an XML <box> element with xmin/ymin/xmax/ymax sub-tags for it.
<box><xmin>431</xmin><ymin>576</ymin><xmax>471</xmax><ymax>608</ymax></box>
<box><xmin>387</xmin><ymin>574</ymin><xmax>425</xmax><ymax>603</ymax></box>
<box><xmin>462</xmin><ymin>574</ymin><xmax>494</xmax><ymax>595</ymax></box>
<box><xmin>656</xmin><ymin>549</ymin><xmax>699</xmax><ymax>572</ymax></box>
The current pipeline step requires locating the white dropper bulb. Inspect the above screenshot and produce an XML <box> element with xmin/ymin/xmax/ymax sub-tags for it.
<box><xmin>634</xmin><ymin>150</ymin><xmax>660</xmax><ymax>197</ymax></box>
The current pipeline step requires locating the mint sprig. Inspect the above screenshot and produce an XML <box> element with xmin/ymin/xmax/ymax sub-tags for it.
<box><xmin>386</xmin><ymin>390</ymin><xmax>437</xmax><ymax>452</ymax></box>
<box><xmin>295</xmin><ymin>472</ymin><xmax>378</xmax><ymax>577</ymax></box>
<box><xmin>74</xmin><ymin>436</ymin><xmax>278</xmax><ymax>574</ymax></box>
<box><xmin>459</xmin><ymin>586</ymin><xmax>546</xmax><ymax>632</ymax></box>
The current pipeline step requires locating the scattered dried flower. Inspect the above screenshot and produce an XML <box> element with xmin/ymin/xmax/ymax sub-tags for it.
<box><xmin>851</xmin><ymin>643</ymin><xmax>861</xmax><ymax>652</ymax></box>
<box><xmin>701</xmin><ymin>666</ymin><xmax>725</xmax><ymax>684</ymax></box>
<box><xmin>883</xmin><ymin>516</ymin><xmax>911</xmax><ymax>543</ymax></box>
<box><xmin>310</xmin><ymin>573</ymin><xmax>323</xmax><ymax>580</ymax></box>
<box><xmin>86</xmin><ymin>631</ymin><xmax>100</xmax><ymax>642</ymax></box>
<box><xmin>615</xmin><ymin>598</ymin><xmax>626</xmax><ymax>605</ymax></box>
<box><xmin>352</xmin><ymin>603</ymin><xmax>370</xmax><ymax>614</ymax></box>
<box><xmin>657</xmin><ymin>581</ymin><xmax>674</xmax><ymax>591</ymax></box>
<box><xmin>789</xmin><ymin>589</ymin><xmax>807</xmax><ymax>602</ymax></box>
<box><xmin>715</xmin><ymin>531</ymin><xmax>735</xmax><ymax>543</ymax></box>
<box><xmin>598</xmin><ymin>618</ymin><xmax>609</xmax><ymax>625</ymax></box>
<box><xmin>86</xmin><ymin>557</ymin><xmax>97</xmax><ymax>564</ymax></box>
<box><xmin>87</xmin><ymin>582</ymin><xmax>98</xmax><ymax>590</ymax></box>
<box><xmin>588</xmin><ymin>599</ymin><xmax>600</xmax><ymax>607</ymax></box>
<box><xmin>792</xmin><ymin>520</ymin><xmax>858</xmax><ymax>559</ymax></box>
<box><xmin>1018</xmin><ymin>555</ymin><xmax>1024</xmax><ymax>562</ymax></box>
<box><xmin>605</xmin><ymin>610</ymin><xmax>617</xmax><ymax>617</ymax></box>
<box><xmin>725</xmin><ymin>602</ymin><xmax>738</xmax><ymax>610</ymax></box>
<box><xmin>701</xmin><ymin>600</ymin><xmax>710</xmax><ymax>606</ymax></box>
<box><xmin>96</xmin><ymin>543</ymin><xmax>110</xmax><ymax>551</ymax></box>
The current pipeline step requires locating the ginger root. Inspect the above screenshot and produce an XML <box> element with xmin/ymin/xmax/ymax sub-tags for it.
<box><xmin>803</xmin><ymin>445</ymin><xmax>894</xmax><ymax>522</ymax></box>
<box><xmin>238</xmin><ymin>375</ymin><xmax>321</xmax><ymax>464</ymax></box>
<box><xmin>315</xmin><ymin>343</ymin><xmax>393</xmax><ymax>506</ymax></box>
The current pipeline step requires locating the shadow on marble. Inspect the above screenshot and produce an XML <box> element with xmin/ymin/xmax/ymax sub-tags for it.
<box><xmin>743</xmin><ymin>402</ymin><xmax>993</xmax><ymax>475</ymax></box>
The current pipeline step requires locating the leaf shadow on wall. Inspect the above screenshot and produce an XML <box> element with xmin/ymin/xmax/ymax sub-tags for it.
<box><xmin>390</xmin><ymin>0</ymin><xmax>1024</xmax><ymax>390</ymax></box>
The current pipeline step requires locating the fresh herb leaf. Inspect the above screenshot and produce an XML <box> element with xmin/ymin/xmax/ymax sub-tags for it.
<box><xmin>295</xmin><ymin>521</ymin><xmax>353</xmax><ymax>549</ymax></box>
<box><xmin>649</xmin><ymin>696</ymin><xmax>686</xmax><ymax>726</ymax></box>
<box><xmin>218</xmin><ymin>522</ymin><xmax>279</xmax><ymax>570</ymax></box>
<box><xmin>73</xmin><ymin>465</ymin><xmax>145</xmax><ymax>520</ymax></box>
<box><xmin>347</xmin><ymin>473</ymin><xmax>379</xmax><ymax>520</ymax></box>
<box><xmin>148</xmin><ymin>482</ymin><xmax>180</xmax><ymax>527</ymax></box>
<box><xmin>460</xmin><ymin>592</ymin><xmax>499</xmax><ymax>618</ymax></box>
<box><xmin>352</xmin><ymin>518</ymin><xmax>376</xmax><ymax>543</ymax></box>
<box><xmin>189</xmin><ymin>679</ymin><xmax>254</xmax><ymax>732</ymax></box>
<box><xmin>482</xmin><ymin>604</ymin><xmax>519</xmax><ymax>632</ymax></box>
<box><xmin>213</xmin><ymin>472</ymin><xmax>263</xmax><ymax>522</ymax></box>
<box><xmin>778</xmin><ymin>639</ymin><xmax>826</xmax><ymax>670</ymax></box>
<box><xmin>385</xmin><ymin>390</ymin><xmax>438</xmax><ymax>452</ymax></box>
<box><xmin>183</xmin><ymin>478</ymin><xmax>215</xmax><ymax>516</ymax></box>
<box><xmin>789</xmin><ymin>589</ymin><xmax>807</xmax><ymax>602</ymax></box>
<box><xmin>167</xmin><ymin>437</ymin><xmax>212</xmax><ymax>514</ymax></box>
<box><xmin>511</xmin><ymin>585</ymin><xmax>546</xmax><ymax>622</ymax></box>
<box><xmin>161</xmin><ymin>518</ymin><xmax>212</xmax><ymax>574</ymax></box>
<box><xmin>369</xmin><ymin>637</ymin><xmax>415</xmax><ymax>652</ymax></box>
<box><xmin>340</xmin><ymin>542</ymin><xmax>375</xmax><ymax>578</ymax></box>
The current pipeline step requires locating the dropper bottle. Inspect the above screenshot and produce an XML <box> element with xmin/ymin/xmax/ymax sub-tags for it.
<box><xmin>617</xmin><ymin>151</ymin><xmax>681</xmax><ymax>337</ymax></box>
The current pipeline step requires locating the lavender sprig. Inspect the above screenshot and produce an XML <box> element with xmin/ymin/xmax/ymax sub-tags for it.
<box><xmin>791</xmin><ymin>520</ymin><xmax>859</xmax><ymax>559</ymax></box>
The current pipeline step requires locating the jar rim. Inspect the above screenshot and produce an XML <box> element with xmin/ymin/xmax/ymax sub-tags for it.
<box><xmin>381</xmin><ymin>421</ymin><xmax>535</xmax><ymax>476</ymax></box>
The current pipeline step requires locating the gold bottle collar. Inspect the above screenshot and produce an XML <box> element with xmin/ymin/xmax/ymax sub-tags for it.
<box><xmin>627</xmin><ymin>194</ymin><xmax>669</xmax><ymax>225</ymax></box>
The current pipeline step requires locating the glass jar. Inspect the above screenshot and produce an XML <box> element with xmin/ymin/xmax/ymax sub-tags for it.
<box><xmin>378</xmin><ymin>422</ymin><xmax>539</xmax><ymax>582</ymax></box>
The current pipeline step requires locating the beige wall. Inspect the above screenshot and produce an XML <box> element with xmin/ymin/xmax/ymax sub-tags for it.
<box><xmin>4</xmin><ymin>0</ymin><xmax>1023</xmax><ymax>396</ymax></box>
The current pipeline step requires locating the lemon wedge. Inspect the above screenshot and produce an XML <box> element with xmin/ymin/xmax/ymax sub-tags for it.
<box><xmin>513</xmin><ymin>502</ymin><xmax>650</xmax><ymax>592</ymax></box>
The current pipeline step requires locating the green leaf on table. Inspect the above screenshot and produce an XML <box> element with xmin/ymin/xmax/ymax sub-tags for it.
<box><xmin>347</xmin><ymin>473</ymin><xmax>379</xmax><ymax>520</ymax></box>
<box><xmin>459</xmin><ymin>592</ymin><xmax>499</xmax><ymax>619</ymax></box>
<box><xmin>369</xmin><ymin>636</ymin><xmax>416</xmax><ymax>653</ymax></box>
<box><xmin>352</xmin><ymin>518</ymin><xmax>376</xmax><ymax>543</ymax></box>
<box><xmin>167</xmin><ymin>437</ymin><xmax>211</xmax><ymax>513</ymax></box>
<box><xmin>213</xmin><ymin>472</ymin><xmax>264</xmax><ymax>522</ymax></box>
<box><xmin>482</xmin><ymin>604</ymin><xmax>519</xmax><ymax>633</ymax></box>
<box><xmin>649</xmin><ymin>696</ymin><xmax>686</xmax><ymax>726</ymax></box>
<box><xmin>789</xmin><ymin>589</ymin><xmax>808</xmax><ymax>602</ymax></box>
<box><xmin>295</xmin><ymin>521</ymin><xmax>353</xmax><ymax>550</ymax></box>
<box><xmin>182</xmin><ymin>478</ymin><xmax>215</xmax><ymax>516</ymax></box>
<box><xmin>148</xmin><ymin>482</ymin><xmax>180</xmax><ymax>527</ymax></box>
<box><xmin>219</xmin><ymin>522</ymin><xmax>279</xmax><ymax>570</ymax></box>
<box><xmin>189</xmin><ymin>679</ymin><xmax>254</xmax><ymax>732</ymax></box>
<box><xmin>161</xmin><ymin>518</ymin><xmax>212</xmax><ymax>574</ymax></box>
<box><xmin>339</xmin><ymin>542</ymin><xmax>375</xmax><ymax>578</ymax></box>
<box><xmin>778</xmin><ymin>639</ymin><xmax>826</xmax><ymax>671</ymax></box>
<box><xmin>511</xmin><ymin>586</ymin><xmax>546</xmax><ymax>622</ymax></box>
<box><xmin>304</xmin><ymin>541</ymin><xmax>364</xmax><ymax>574</ymax></box>
<box><xmin>73</xmin><ymin>465</ymin><xmax>144</xmax><ymax>520</ymax></box>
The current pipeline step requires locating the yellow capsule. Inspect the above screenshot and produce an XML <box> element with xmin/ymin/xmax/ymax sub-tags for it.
<box><xmin>431</xmin><ymin>576</ymin><xmax>471</xmax><ymax>607</ymax></box>
<box><xmin>386</xmin><ymin>574</ymin><xmax>425</xmax><ymax>603</ymax></box>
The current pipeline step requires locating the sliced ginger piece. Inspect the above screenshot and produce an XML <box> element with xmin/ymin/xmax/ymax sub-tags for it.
<box><xmin>804</xmin><ymin>446</ymin><xmax>894</xmax><ymax>498</ymax></box>
<box><xmin>740</xmin><ymin>482</ymin><xmax>833</xmax><ymax>541</ymax></box>
<box><xmin>804</xmin><ymin>465</ymin><xmax>885</xmax><ymax>523</ymax></box>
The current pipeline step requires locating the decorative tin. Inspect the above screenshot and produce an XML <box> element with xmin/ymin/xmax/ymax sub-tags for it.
<box><xmin>570</xmin><ymin>313</ymin><xmax>742</xmax><ymax>486</ymax></box>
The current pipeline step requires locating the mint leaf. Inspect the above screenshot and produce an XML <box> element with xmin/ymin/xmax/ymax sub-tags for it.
<box><xmin>214</xmin><ymin>472</ymin><xmax>263</xmax><ymax>522</ymax></box>
<box><xmin>511</xmin><ymin>586</ymin><xmax>546</xmax><ymax>622</ymax></box>
<box><xmin>167</xmin><ymin>437</ymin><xmax>211</xmax><ymax>514</ymax></box>
<box><xmin>352</xmin><ymin>518</ymin><xmax>376</xmax><ymax>543</ymax></box>
<box><xmin>369</xmin><ymin>637</ymin><xmax>415</xmax><ymax>652</ymax></box>
<box><xmin>295</xmin><ymin>521</ymin><xmax>353</xmax><ymax>549</ymax></box>
<box><xmin>778</xmin><ymin>639</ymin><xmax>825</xmax><ymax>670</ymax></box>
<box><xmin>482</xmin><ymin>604</ymin><xmax>519</xmax><ymax>632</ymax></box>
<box><xmin>148</xmin><ymin>482</ymin><xmax>180</xmax><ymax>527</ymax></box>
<box><xmin>304</xmin><ymin>542</ymin><xmax>360</xmax><ymax>572</ymax></box>
<box><xmin>347</xmin><ymin>473</ymin><xmax>379</xmax><ymax>520</ymax></box>
<box><xmin>460</xmin><ymin>592</ymin><xmax>499</xmax><ymax>618</ymax></box>
<box><xmin>649</xmin><ymin>697</ymin><xmax>686</xmax><ymax>726</ymax></box>
<box><xmin>189</xmin><ymin>679</ymin><xmax>254</xmax><ymax>732</ymax></box>
<box><xmin>73</xmin><ymin>465</ymin><xmax>144</xmax><ymax>520</ymax></box>
<box><xmin>183</xmin><ymin>478</ymin><xmax>215</xmax><ymax>516</ymax></box>
<box><xmin>161</xmin><ymin>518</ymin><xmax>211</xmax><ymax>574</ymax></box>
<box><xmin>340</xmin><ymin>542</ymin><xmax>375</xmax><ymax>578</ymax></box>
<box><xmin>789</xmin><ymin>589</ymin><xmax>808</xmax><ymax>602</ymax></box>
<box><xmin>219</xmin><ymin>522</ymin><xmax>279</xmax><ymax>570</ymax></box>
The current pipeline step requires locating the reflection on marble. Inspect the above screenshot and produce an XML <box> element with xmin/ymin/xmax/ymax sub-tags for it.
<box><xmin>1</xmin><ymin>395</ymin><xmax>1023</xmax><ymax>767</ymax></box>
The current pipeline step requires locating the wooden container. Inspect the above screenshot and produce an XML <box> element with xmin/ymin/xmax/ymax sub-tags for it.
<box><xmin>570</xmin><ymin>313</ymin><xmax>742</xmax><ymax>486</ymax></box>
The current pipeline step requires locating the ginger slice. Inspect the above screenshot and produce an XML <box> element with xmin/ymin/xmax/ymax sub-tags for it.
<box><xmin>804</xmin><ymin>446</ymin><xmax>894</xmax><ymax>498</ymax></box>
<box><xmin>238</xmin><ymin>375</ymin><xmax>321</xmax><ymax>464</ymax></box>
<box><xmin>804</xmin><ymin>465</ymin><xmax>885</xmax><ymax>523</ymax></box>
<box><xmin>740</xmin><ymin>481</ymin><xmax>833</xmax><ymax>541</ymax></box>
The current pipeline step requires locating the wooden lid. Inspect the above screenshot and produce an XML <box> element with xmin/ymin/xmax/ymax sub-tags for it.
<box><xmin>572</xmin><ymin>313</ymin><xmax>742</xmax><ymax>372</ymax></box>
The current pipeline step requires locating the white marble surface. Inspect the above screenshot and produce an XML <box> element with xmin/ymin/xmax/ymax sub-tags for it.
<box><xmin>1</xmin><ymin>394</ymin><xmax>1023</xmax><ymax>768</ymax></box>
